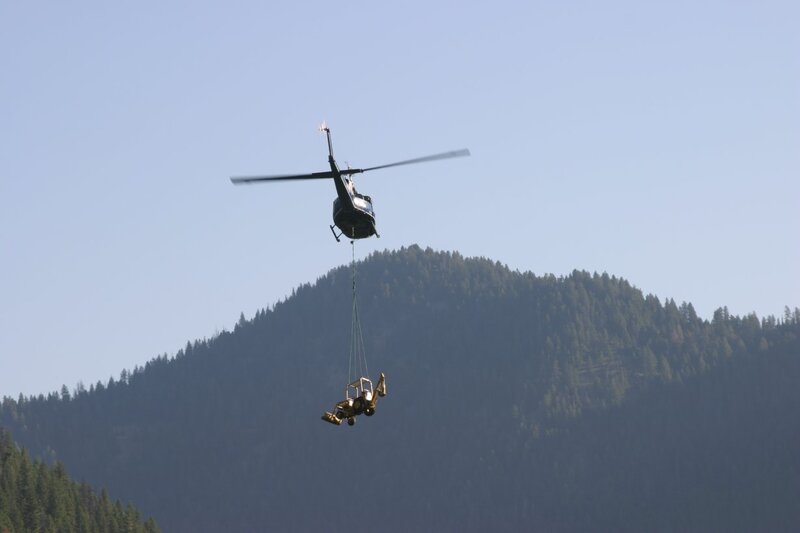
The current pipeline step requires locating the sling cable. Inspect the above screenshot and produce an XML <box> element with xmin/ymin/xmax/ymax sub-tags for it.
<box><xmin>321</xmin><ymin>240</ymin><xmax>387</xmax><ymax>426</ymax></box>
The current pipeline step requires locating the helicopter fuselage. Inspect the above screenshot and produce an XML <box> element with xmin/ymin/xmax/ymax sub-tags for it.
<box><xmin>329</xmin><ymin>155</ymin><xmax>377</xmax><ymax>240</ymax></box>
<box><xmin>332</xmin><ymin>194</ymin><xmax>376</xmax><ymax>239</ymax></box>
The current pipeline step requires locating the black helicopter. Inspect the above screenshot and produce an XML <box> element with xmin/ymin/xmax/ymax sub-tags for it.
<box><xmin>230</xmin><ymin>123</ymin><xmax>470</xmax><ymax>241</ymax></box>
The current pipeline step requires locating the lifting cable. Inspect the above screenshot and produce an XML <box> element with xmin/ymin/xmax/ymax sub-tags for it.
<box><xmin>348</xmin><ymin>240</ymin><xmax>369</xmax><ymax>384</ymax></box>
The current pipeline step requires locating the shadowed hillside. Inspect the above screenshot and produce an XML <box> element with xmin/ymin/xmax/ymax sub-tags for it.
<box><xmin>0</xmin><ymin>429</ymin><xmax>160</xmax><ymax>533</ymax></box>
<box><xmin>2</xmin><ymin>246</ymin><xmax>799</xmax><ymax>532</ymax></box>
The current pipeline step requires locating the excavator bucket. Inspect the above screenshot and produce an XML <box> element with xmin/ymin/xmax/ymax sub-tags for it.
<box><xmin>321</xmin><ymin>411</ymin><xmax>342</xmax><ymax>425</ymax></box>
<box><xmin>376</xmin><ymin>372</ymin><xmax>387</xmax><ymax>397</ymax></box>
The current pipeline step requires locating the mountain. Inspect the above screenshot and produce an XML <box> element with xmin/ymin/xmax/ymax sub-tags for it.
<box><xmin>0</xmin><ymin>429</ymin><xmax>160</xmax><ymax>533</ymax></box>
<box><xmin>2</xmin><ymin>246</ymin><xmax>798</xmax><ymax>532</ymax></box>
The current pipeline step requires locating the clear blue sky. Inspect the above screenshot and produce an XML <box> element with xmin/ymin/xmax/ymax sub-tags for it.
<box><xmin>2</xmin><ymin>1</ymin><xmax>798</xmax><ymax>397</ymax></box>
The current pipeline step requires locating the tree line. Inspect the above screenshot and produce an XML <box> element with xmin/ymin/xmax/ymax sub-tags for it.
<box><xmin>0</xmin><ymin>429</ymin><xmax>160</xmax><ymax>533</ymax></box>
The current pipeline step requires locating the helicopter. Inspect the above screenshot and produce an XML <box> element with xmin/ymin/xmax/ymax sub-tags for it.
<box><xmin>230</xmin><ymin>123</ymin><xmax>470</xmax><ymax>241</ymax></box>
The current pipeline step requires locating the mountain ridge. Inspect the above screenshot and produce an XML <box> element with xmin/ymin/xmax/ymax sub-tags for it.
<box><xmin>2</xmin><ymin>245</ymin><xmax>798</xmax><ymax>532</ymax></box>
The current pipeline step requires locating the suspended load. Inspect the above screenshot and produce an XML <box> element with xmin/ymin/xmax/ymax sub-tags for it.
<box><xmin>321</xmin><ymin>373</ymin><xmax>387</xmax><ymax>426</ymax></box>
<box><xmin>322</xmin><ymin>242</ymin><xmax>388</xmax><ymax>426</ymax></box>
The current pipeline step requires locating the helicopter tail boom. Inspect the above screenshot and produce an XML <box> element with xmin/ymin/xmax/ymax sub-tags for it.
<box><xmin>320</xmin><ymin>121</ymin><xmax>335</xmax><ymax>161</ymax></box>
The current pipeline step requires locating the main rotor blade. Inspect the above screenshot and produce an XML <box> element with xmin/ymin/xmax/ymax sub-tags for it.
<box><xmin>230</xmin><ymin>170</ymin><xmax>336</xmax><ymax>184</ymax></box>
<box><xmin>231</xmin><ymin>147</ymin><xmax>471</xmax><ymax>182</ymax></box>
<box><xmin>358</xmin><ymin>148</ymin><xmax>471</xmax><ymax>173</ymax></box>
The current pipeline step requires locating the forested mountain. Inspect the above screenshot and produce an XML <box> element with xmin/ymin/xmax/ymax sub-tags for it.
<box><xmin>2</xmin><ymin>246</ymin><xmax>798</xmax><ymax>532</ymax></box>
<box><xmin>0</xmin><ymin>429</ymin><xmax>160</xmax><ymax>533</ymax></box>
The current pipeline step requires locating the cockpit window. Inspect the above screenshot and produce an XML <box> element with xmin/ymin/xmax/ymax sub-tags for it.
<box><xmin>353</xmin><ymin>197</ymin><xmax>373</xmax><ymax>213</ymax></box>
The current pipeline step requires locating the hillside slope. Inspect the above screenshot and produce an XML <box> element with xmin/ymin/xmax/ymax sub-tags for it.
<box><xmin>2</xmin><ymin>246</ymin><xmax>798</xmax><ymax>532</ymax></box>
<box><xmin>0</xmin><ymin>429</ymin><xmax>160</xmax><ymax>533</ymax></box>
